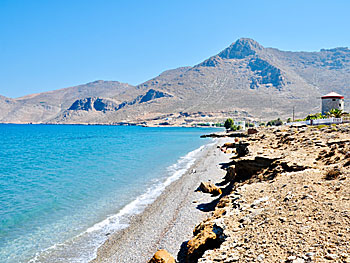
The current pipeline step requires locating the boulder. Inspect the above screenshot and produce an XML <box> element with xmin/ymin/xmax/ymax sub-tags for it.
<box><xmin>148</xmin><ymin>249</ymin><xmax>175</xmax><ymax>263</ymax></box>
<box><xmin>236</xmin><ymin>142</ymin><xmax>250</xmax><ymax>156</ymax></box>
<box><xmin>223</xmin><ymin>142</ymin><xmax>235</xmax><ymax>148</ymax></box>
<box><xmin>198</xmin><ymin>182</ymin><xmax>222</xmax><ymax>196</ymax></box>
<box><xmin>247</xmin><ymin>128</ymin><xmax>258</xmax><ymax>134</ymax></box>
<box><xmin>187</xmin><ymin>222</ymin><xmax>225</xmax><ymax>262</ymax></box>
<box><xmin>223</xmin><ymin>165</ymin><xmax>236</xmax><ymax>182</ymax></box>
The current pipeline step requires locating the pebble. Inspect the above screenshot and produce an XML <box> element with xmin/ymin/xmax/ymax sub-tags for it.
<box><xmin>257</xmin><ymin>254</ymin><xmax>265</xmax><ymax>261</ymax></box>
<box><xmin>287</xmin><ymin>256</ymin><xmax>297</xmax><ymax>261</ymax></box>
<box><xmin>224</xmin><ymin>255</ymin><xmax>240</xmax><ymax>262</ymax></box>
<box><xmin>324</xmin><ymin>253</ymin><xmax>338</xmax><ymax>260</ymax></box>
<box><xmin>305</xmin><ymin>252</ymin><xmax>315</xmax><ymax>258</ymax></box>
<box><xmin>279</xmin><ymin>217</ymin><xmax>287</xmax><ymax>223</ymax></box>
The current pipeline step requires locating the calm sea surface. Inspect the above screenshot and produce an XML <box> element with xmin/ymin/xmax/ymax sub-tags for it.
<box><xmin>0</xmin><ymin>124</ymin><xmax>217</xmax><ymax>263</ymax></box>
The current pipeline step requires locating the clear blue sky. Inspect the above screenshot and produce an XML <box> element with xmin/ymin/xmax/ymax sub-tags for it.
<box><xmin>1</xmin><ymin>0</ymin><xmax>350</xmax><ymax>98</ymax></box>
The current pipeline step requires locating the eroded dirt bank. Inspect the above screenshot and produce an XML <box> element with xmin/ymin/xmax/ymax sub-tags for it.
<box><xmin>155</xmin><ymin>124</ymin><xmax>350</xmax><ymax>263</ymax></box>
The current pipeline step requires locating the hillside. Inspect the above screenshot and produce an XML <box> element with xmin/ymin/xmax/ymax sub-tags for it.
<box><xmin>0</xmin><ymin>81</ymin><xmax>135</xmax><ymax>123</ymax></box>
<box><xmin>1</xmin><ymin>38</ymin><xmax>349</xmax><ymax>124</ymax></box>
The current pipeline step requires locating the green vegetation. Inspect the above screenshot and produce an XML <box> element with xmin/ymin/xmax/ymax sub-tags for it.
<box><xmin>326</xmin><ymin>109</ymin><xmax>344</xmax><ymax>118</ymax></box>
<box><xmin>230</xmin><ymin>125</ymin><xmax>242</xmax><ymax>131</ymax></box>
<box><xmin>287</xmin><ymin>118</ymin><xmax>292</xmax><ymax>123</ymax></box>
<box><xmin>224</xmin><ymin>118</ymin><xmax>234</xmax><ymax>130</ymax></box>
<box><xmin>301</xmin><ymin>109</ymin><xmax>347</xmax><ymax>121</ymax></box>
<box><xmin>223</xmin><ymin>118</ymin><xmax>243</xmax><ymax>131</ymax></box>
<box><xmin>315</xmin><ymin>125</ymin><xmax>328</xmax><ymax>129</ymax></box>
<box><xmin>266</xmin><ymin>118</ymin><xmax>283</xmax><ymax>126</ymax></box>
<box><xmin>305</xmin><ymin>112</ymin><xmax>324</xmax><ymax>120</ymax></box>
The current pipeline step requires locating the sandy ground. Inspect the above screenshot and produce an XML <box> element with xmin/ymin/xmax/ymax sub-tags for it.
<box><xmin>91</xmin><ymin>138</ymin><xmax>232</xmax><ymax>263</ymax></box>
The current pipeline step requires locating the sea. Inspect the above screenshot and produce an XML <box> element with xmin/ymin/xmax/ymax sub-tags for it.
<box><xmin>0</xmin><ymin>124</ymin><xmax>218</xmax><ymax>263</ymax></box>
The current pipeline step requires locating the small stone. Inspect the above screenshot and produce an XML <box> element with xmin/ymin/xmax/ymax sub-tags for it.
<box><xmin>324</xmin><ymin>253</ymin><xmax>338</xmax><ymax>260</ymax></box>
<box><xmin>148</xmin><ymin>249</ymin><xmax>175</xmax><ymax>263</ymax></box>
<box><xmin>341</xmin><ymin>253</ymin><xmax>348</xmax><ymax>258</ymax></box>
<box><xmin>279</xmin><ymin>217</ymin><xmax>287</xmax><ymax>223</ymax></box>
<box><xmin>225</xmin><ymin>255</ymin><xmax>240</xmax><ymax>262</ymax></box>
<box><xmin>287</xmin><ymin>256</ymin><xmax>297</xmax><ymax>261</ymax></box>
<box><xmin>305</xmin><ymin>252</ymin><xmax>315</xmax><ymax>258</ymax></box>
<box><xmin>301</xmin><ymin>194</ymin><xmax>313</xmax><ymax>200</ymax></box>
<box><xmin>257</xmin><ymin>254</ymin><xmax>265</xmax><ymax>262</ymax></box>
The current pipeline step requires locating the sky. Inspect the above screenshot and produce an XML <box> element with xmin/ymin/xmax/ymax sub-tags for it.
<box><xmin>1</xmin><ymin>0</ymin><xmax>350</xmax><ymax>98</ymax></box>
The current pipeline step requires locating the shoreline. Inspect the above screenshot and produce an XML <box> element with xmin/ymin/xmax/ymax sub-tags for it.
<box><xmin>91</xmin><ymin>138</ymin><xmax>232</xmax><ymax>263</ymax></box>
<box><xmin>27</xmin><ymin>137</ymin><xmax>222</xmax><ymax>263</ymax></box>
<box><xmin>0</xmin><ymin>122</ymin><xmax>224</xmax><ymax>129</ymax></box>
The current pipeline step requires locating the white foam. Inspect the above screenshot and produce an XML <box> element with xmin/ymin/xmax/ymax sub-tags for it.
<box><xmin>29</xmin><ymin>143</ymin><xmax>210</xmax><ymax>263</ymax></box>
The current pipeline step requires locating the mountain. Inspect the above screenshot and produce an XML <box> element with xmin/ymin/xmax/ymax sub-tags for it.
<box><xmin>1</xmin><ymin>38</ymin><xmax>350</xmax><ymax>124</ymax></box>
<box><xmin>0</xmin><ymin>81</ymin><xmax>136</xmax><ymax>123</ymax></box>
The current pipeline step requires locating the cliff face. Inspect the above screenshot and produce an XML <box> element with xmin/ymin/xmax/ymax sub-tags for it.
<box><xmin>1</xmin><ymin>38</ymin><xmax>350</xmax><ymax>124</ymax></box>
<box><xmin>68</xmin><ymin>97</ymin><xmax>120</xmax><ymax>112</ymax></box>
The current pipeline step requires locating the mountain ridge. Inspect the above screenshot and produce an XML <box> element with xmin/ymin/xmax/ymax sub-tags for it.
<box><xmin>1</xmin><ymin>38</ymin><xmax>349</xmax><ymax>125</ymax></box>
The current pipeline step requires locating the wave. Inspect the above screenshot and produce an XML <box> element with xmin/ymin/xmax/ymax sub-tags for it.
<box><xmin>29</xmin><ymin>142</ymin><xmax>212</xmax><ymax>263</ymax></box>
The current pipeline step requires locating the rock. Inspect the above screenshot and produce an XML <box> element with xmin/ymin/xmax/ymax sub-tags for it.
<box><xmin>284</xmin><ymin>191</ymin><xmax>294</xmax><ymax>201</ymax></box>
<box><xmin>236</xmin><ymin>142</ymin><xmax>250</xmax><ymax>156</ymax></box>
<box><xmin>278</xmin><ymin>217</ymin><xmax>287</xmax><ymax>223</ymax></box>
<box><xmin>248</xmin><ymin>128</ymin><xmax>259</xmax><ymax>135</ymax></box>
<box><xmin>324</xmin><ymin>253</ymin><xmax>338</xmax><ymax>260</ymax></box>
<box><xmin>198</xmin><ymin>182</ymin><xmax>222</xmax><ymax>196</ymax></box>
<box><xmin>223</xmin><ymin>165</ymin><xmax>236</xmax><ymax>182</ymax></box>
<box><xmin>187</xmin><ymin>222</ymin><xmax>225</xmax><ymax>262</ymax></box>
<box><xmin>286</xmin><ymin>256</ymin><xmax>305</xmax><ymax>263</ymax></box>
<box><xmin>148</xmin><ymin>249</ymin><xmax>175</xmax><ymax>263</ymax></box>
<box><xmin>325</xmin><ymin>168</ymin><xmax>341</xmax><ymax>180</ymax></box>
<box><xmin>223</xmin><ymin>142</ymin><xmax>236</xmax><ymax>148</ymax></box>
<box><xmin>252</xmin><ymin>196</ymin><xmax>269</xmax><ymax>206</ymax></box>
<box><xmin>305</xmin><ymin>252</ymin><xmax>315</xmax><ymax>258</ymax></box>
<box><xmin>231</xmin><ymin>156</ymin><xmax>280</xmax><ymax>182</ymax></box>
<box><xmin>224</xmin><ymin>255</ymin><xmax>240</xmax><ymax>262</ymax></box>
<box><xmin>287</xmin><ymin>256</ymin><xmax>297</xmax><ymax>261</ymax></box>
<box><xmin>257</xmin><ymin>254</ymin><xmax>265</xmax><ymax>261</ymax></box>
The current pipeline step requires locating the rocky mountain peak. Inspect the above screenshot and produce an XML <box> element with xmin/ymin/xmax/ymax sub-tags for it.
<box><xmin>320</xmin><ymin>47</ymin><xmax>350</xmax><ymax>53</ymax></box>
<box><xmin>218</xmin><ymin>38</ymin><xmax>263</xmax><ymax>59</ymax></box>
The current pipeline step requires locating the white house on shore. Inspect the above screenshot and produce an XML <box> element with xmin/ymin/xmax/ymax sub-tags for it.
<box><xmin>321</xmin><ymin>92</ymin><xmax>344</xmax><ymax>115</ymax></box>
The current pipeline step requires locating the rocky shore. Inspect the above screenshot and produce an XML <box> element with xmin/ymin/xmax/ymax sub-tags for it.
<box><xmin>93</xmin><ymin>124</ymin><xmax>350</xmax><ymax>263</ymax></box>
<box><xmin>91</xmin><ymin>139</ymin><xmax>232</xmax><ymax>263</ymax></box>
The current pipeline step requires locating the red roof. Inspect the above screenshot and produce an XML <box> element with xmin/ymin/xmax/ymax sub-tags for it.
<box><xmin>321</xmin><ymin>92</ymin><xmax>344</xmax><ymax>99</ymax></box>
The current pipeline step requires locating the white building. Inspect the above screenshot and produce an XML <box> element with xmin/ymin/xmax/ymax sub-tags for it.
<box><xmin>321</xmin><ymin>92</ymin><xmax>344</xmax><ymax>115</ymax></box>
<box><xmin>234</xmin><ymin>121</ymin><xmax>246</xmax><ymax>130</ymax></box>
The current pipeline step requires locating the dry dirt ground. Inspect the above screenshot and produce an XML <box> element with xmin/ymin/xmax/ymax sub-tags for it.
<box><xmin>186</xmin><ymin>124</ymin><xmax>350</xmax><ymax>263</ymax></box>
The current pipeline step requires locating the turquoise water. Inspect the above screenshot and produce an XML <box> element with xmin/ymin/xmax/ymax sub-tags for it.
<box><xmin>0</xmin><ymin>124</ymin><xmax>217</xmax><ymax>263</ymax></box>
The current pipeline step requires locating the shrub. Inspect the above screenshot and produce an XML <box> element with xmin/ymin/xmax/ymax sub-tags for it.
<box><xmin>224</xmin><ymin>118</ymin><xmax>234</xmax><ymax>130</ymax></box>
<box><xmin>325</xmin><ymin>168</ymin><xmax>341</xmax><ymax>180</ymax></box>
<box><xmin>306</xmin><ymin>113</ymin><xmax>324</xmax><ymax>120</ymax></box>
<box><xmin>316</xmin><ymin>125</ymin><xmax>328</xmax><ymax>129</ymax></box>
<box><xmin>267</xmin><ymin>118</ymin><xmax>283</xmax><ymax>126</ymax></box>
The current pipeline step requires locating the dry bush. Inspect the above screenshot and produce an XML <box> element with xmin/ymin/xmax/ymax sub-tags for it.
<box><xmin>325</xmin><ymin>168</ymin><xmax>341</xmax><ymax>180</ymax></box>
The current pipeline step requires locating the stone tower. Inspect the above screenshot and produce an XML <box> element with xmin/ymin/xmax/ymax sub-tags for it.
<box><xmin>321</xmin><ymin>92</ymin><xmax>344</xmax><ymax>115</ymax></box>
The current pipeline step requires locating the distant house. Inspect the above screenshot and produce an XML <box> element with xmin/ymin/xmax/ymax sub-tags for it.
<box><xmin>321</xmin><ymin>92</ymin><xmax>344</xmax><ymax>115</ymax></box>
<box><xmin>234</xmin><ymin>120</ymin><xmax>246</xmax><ymax>130</ymax></box>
